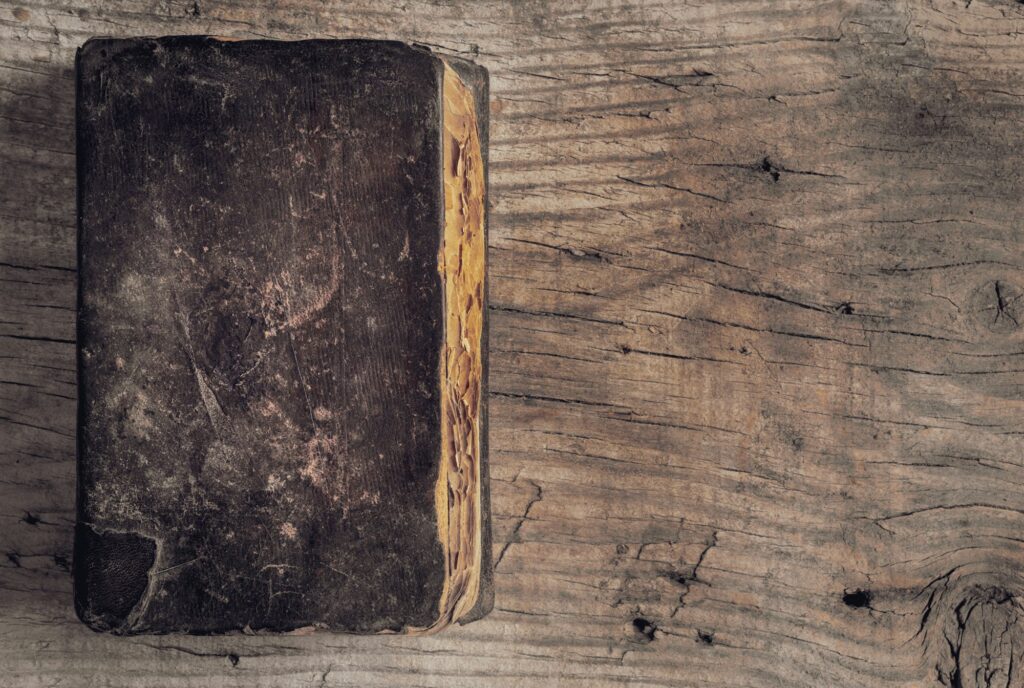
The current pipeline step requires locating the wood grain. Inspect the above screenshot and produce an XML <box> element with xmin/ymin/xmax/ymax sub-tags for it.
<box><xmin>3</xmin><ymin>0</ymin><xmax>1024</xmax><ymax>685</ymax></box>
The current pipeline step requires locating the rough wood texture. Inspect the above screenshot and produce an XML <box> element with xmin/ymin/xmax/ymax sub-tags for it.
<box><xmin>2</xmin><ymin>0</ymin><xmax>1023</xmax><ymax>685</ymax></box>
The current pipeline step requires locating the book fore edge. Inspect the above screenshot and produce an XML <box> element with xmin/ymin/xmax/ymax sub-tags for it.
<box><xmin>408</xmin><ymin>60</ymin><xmax>486</xmax><ymax>634</ymax></box>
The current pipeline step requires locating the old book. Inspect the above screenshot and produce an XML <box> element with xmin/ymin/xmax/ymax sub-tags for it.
<box><xmin>74</xmin><ymin>37</ymin><xmax>491</xmax><ymax>634</ymax></box>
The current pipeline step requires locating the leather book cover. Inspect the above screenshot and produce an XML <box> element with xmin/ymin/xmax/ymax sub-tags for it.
<box><xmin>74</xmin><ymin>36</ymin><xmax>491</xmax><ymax>634</ymax></box>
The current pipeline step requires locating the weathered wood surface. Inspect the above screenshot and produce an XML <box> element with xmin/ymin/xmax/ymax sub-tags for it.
<box><xmin>3</xmin><ymin>0</ymin><xmax>1024</xmax><ymax>685</ymax></box>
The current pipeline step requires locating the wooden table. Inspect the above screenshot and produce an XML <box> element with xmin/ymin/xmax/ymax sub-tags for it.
<box><xmin>4</xmin><ymin>1</ymin><xmax>1024</xmax><ymax>685</ymax></box>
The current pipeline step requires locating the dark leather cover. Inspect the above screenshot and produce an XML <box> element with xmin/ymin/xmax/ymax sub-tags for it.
<box><xmin>74</xmin><ymin>36</ymin><xmax>490</xmax><ymax>634</ymax></box>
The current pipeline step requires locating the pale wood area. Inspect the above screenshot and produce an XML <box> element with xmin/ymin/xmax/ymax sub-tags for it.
<box><xmin>3</xmin><ymin>1</ymin><xmax>1024</xmax><ymax>686</ymax></box>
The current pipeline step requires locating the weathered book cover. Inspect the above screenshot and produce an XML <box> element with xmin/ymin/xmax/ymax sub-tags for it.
<box><xmin>74</xmin><ymin>36</ymin><xmax>491</xmax><ymax>634</ymax></box>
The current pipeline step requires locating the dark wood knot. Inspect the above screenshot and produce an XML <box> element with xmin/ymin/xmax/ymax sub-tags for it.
<box><xmin>969</xmin><ymin>280</ymin><xmax>1023</xmax><ymax>335</ymax></box>
<box><xmin>923</xmin><ymin>582</ymin><xmax>1023</xmax><ymax>688</ymax></box>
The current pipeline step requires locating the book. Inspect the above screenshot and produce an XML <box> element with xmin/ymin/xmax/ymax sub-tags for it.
<box><xmin>74</xmin><ymin>36</ymin><xmax>491</xmax><ymax>634</ymax></box>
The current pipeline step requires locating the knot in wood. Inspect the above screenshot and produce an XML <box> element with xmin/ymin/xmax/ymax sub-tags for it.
<box><xmin>925</xmin><ymin>583</ymin><xmax>1024</xmax><ymax>688</ymax></box>
<box><xmin>969</xmin><ymin>280</ymin><xmax>1023</xmax><ymax>335</ymax></box>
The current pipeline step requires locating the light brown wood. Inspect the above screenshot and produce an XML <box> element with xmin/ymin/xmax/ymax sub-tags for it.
<box><xmin>3</xmin><ymin>0</ymin><xmax>1024</xmax><ymax>685</ymax></box>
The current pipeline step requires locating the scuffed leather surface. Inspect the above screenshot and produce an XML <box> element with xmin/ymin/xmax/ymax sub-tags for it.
<box><xmin>75</xmin><ymin>37</ymin><xmax>490</xmax><ymax>634</ymax></box>
<box><xmin>73</xmin><ymin>524</ymin><xmax>157</xmax><ymax>632</ymax></box>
